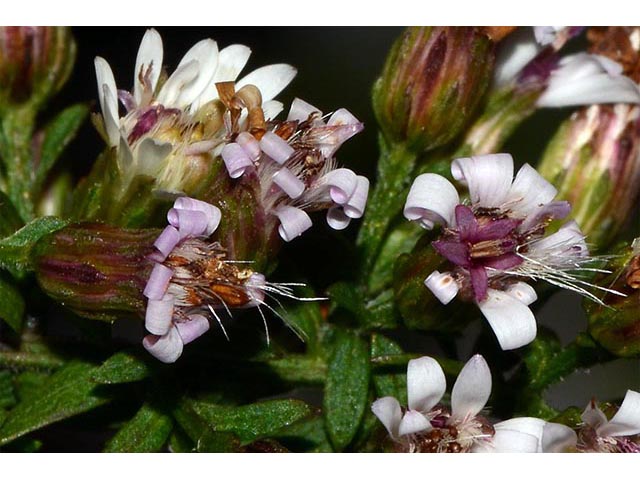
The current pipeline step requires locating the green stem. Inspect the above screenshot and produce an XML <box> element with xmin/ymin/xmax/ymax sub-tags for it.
<box><xmin>356</xmin><ymin>138</ymin><xmax>417</xmax><ymax>282</ymax></box>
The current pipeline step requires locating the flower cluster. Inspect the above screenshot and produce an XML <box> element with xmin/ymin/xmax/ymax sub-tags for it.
<box><xmin>404</xmin><ymin>153</ymin><xmax>596</xmax><ymax>350</ymax></box>
<box><xmin>142</xmin><ymin>196</ymin><xmax>267</xmax><ymax>363</ymax></box>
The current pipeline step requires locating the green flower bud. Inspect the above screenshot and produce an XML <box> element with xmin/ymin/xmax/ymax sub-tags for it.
<box><xmin>0</xmin><ymin>27</ymin><xmax>75</xmax><ymax>110</ymax></box>
<box><xmin>372</xmin><ymin>27</ymin><xmax>497</xmax><ymax>153</ymax></box>
<box><xmin>585</xmin><ymin>240</ymin><xmax>640</xmax><ymax>357</ymax></box>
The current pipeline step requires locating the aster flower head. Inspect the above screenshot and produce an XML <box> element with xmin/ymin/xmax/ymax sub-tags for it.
<box><xmin>371</xmin><ymin>354</ymin><xmax>550</xmax><ymax>453</ymax></box>
<box><xmin>403</xmin><ymin>153</ymin><xmax>602</xmax><ymax>350</ymax></box>
<box><xmin>92</xmin><ymin>28</ymin><xmax>296</xmax><ymax>196</ymax></box>
<box><xmin>220</xmin><ymin>97</ymin><xmax>369</xmax><ymax>241</ymax></box>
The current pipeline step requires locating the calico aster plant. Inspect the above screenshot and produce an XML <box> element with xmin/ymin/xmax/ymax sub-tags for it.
<box><xmin>0</xmin><ymin>26</ymin><xmax>638</xmax><ymax>454</ymax></box>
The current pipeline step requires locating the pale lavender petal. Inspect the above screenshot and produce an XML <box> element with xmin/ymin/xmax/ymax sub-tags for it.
<box><xmin>236</xmin><ymin>64</ymin><xmax>297</xmax><ymax>102</ymax></box>
<box><xmin>287</xmin><ymin>97</ymin><xmax>323</xmax><ymax>122</ymax></box>
<box><xmin>506</xmin><ymin>163</ymin><xmax>558</xmax><ymax>217</ymax></box>
<box><xmin>143</xmin><ymin>263</ymin><xmax>173</xmax><ymax>300</ymax></box>
<box><xmin>272</xmin><ymin>168</ymin><xmax>305</xmax><ymax>199</ymax></box>
<box><xmin>404</xmin><ymin>173</ymin><xmax>460</xmax><ymax>229</ymax></box>
<box><xmin>541</xmin><ymin>422</ymin><xmax>578</xmax><ymax>452</ymax></box>
<box><xmin>451</xmin><ymin>354</ymin><xmax>492</xmax><ymax>420</ymax></box>
<box><xmin>156</xmin><ymin>59</ymin><xmax>199</xmax><ymax>107</ymax></box>
<box><xmin>262</xmin><ymin>100</ymin><xmax>284</xmax><ymax>121</ymax></box>
<box><xmin>133</xmin><ymin>28</ymin><xmax>163</xmax><ymax>105</ymax></box>
<box><xmin>173</xmin><ymin>197</ymin><xmax>221</xmax><ymax>236</ymax></box>
<box><xmin>505</xmin><ymin>282</ymin><xmax>538</xmax><ymax>306</ymax></box>
<box><xmin>476</xmin><ymin>428</ymin><xmax>539</xmax><ymax>453</ymax></box>
<box><xmin>145</xmin><ymin>293</ymin><xmax>175</xmax><ymax>335</ymax></box>
<box><xmin>424</xmin><ymin>270</ymin><xmax>459</xmax><ymax>305</ymax></box>
<box><xmin>493</xmin><ymin>28</ymin><xmax>542</xmax><ymax>87</ymax></box>
<box><xmin>371</xmin><ymin>397</ymin><xmax>402</xmax><ymax>439</ymax></box>
<box><xmin>236</xmin><ymin>132</ymin><xmax>262</xmax><ymax>161</ymax></box>
<box><xmin>175</xmin><ymin>39</ymin><xmax>219</xmax><ymax>108</ymax></box>
<box><xmin>322</xmin><ymin>168</ymin><xmax>358</xmax><ymax>204</ymax></box>
<box><xmin>275</xmin><ymin>206</ymin><xmax>312</xmax><ymax>242</ymax></box>
<box><xmin>478</xmin><ymin>288</ymin><xmax>537</xmax><ymax>350</ymax></box>
<box><xmin>581</xmin><ymin>400</ymin><xmax>609</xmax><ymax>430</ymax></box>
<box><xmin>221</xmin><ymin>142</ymin><xmax>254</xmax><ymax>178</ymax></box>
<box><xmin>319</xmin><ymin>109</ymin><xmax>364</xmax><ymax>157</ymax></box>
<box><xmin>326</xmin><ymin>207</ymin><xmax>351</xmax><ymax>230</ymax></box>
<box><xmin>494</xmin><ymin>417</ymin><xmax>546</xmax><ymax>451</ymax></box>
<box><xmin>407</xmin><ymin>356</ymin><xmax>446</xmax><ymax>412</ymax></box>
<box><xmin>398</xmin><ymin>410</ymin><xmax>432</xmax><ymax>436</ymax></box>
<box><xmin>327</xmin><ymin>108</ymin><xmax>360</xmax><ymax>127</ymax></box>
<box><xmin>528</xmin><ymin>220</ymin><xmax>589</xmax><ymax>260</ymax></box>
<box><xmin>451</xmin><ymin>154</ymin><xmax>514</xmax><ymax>209</ymax></box>
<box><xmin>143</xmin><ymin>327</ymin><xmax>183</xmax><ymax>364</ymax></box>
<box><xmin>260</xmin><ymin>131</ymin><xmax>294</xmax><ymax>164</ymax></box>
<box><xmin>597</xmin><ymin>390</ymin><xmax>640</xmax><ymax>437</ymax></box>
<box><xmin>167</xmin><ymin>208</ymin><xmax>209</xmax><ymax>238</ymax></box>
<box><xmin>520</xmin><ymin>201</ymin><xmax>571</xmax><ymax>231</ymax></box>
<box><xmin>153</xmin><ymin>225</ymin><xmax>181</xmax><ymax>261</ymax></box>
<box><xmin>344</xmin><ymin>176</ymin><xmax>369</xmax><ymax>219</ymax></box>
<box><xmin>176</xmin><ymin>314</ymin><xmax>210</xmax><ymax>345</ymax></box>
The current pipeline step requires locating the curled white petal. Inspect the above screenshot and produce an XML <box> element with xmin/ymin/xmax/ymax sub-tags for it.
<box><xmin>143</xmin><ymin>327</ymin><xmax>183</xmax><ymax>364</ymax></box>
<box><xmin>344</xmin><ymin>176</ymin><xmax>369</xmax><ymax>219</ymax></box>
<box><xmin>236</xmin><ymin>64</ymin><xmax>297</xmax><ymax>102</ymax></box>
<box><xmin>153</xmin><ymin>225</ymin><xmax>181</xmax><ymax>261</ymax></box>
<box><xmin>235</xmin><ymin>132</ymin><xmax>262</xmax><ymax>161</ymax></box>
<box><xmin>273</xmin><ymin>167</ymin><xmax>305</xmax><ymax>199</ymax></box>
<box><xmin>476</xmin><ymin>428</ymin><xmax>539</xmax><ymax>453</ymax></box>
<box><xmin>133</xmin><ymin>28</ymin><xmax>163</xmax><ymax>105</ymax></box>
<box><xmin>424</xmin><ymin>270</ymin><xmax>459</xmax><ymax>305</ymax></box>
<box><xmin>505</xmin><ymin>282</ymin><xmax>538</xmax><ymax>306</ymax></box>
<box><xmin>173</xmin><ymin>197</ymin><xmax>221</xmax><ymax>236</ymax></box>
<box><xmin>398</xmin><ymin>410</ymin><xmax>432</xmax><ymax>436</ymax></box>
<box><xmin>167</xmin><ymin>208</ymin><xmax>209</xmax><ymax>238</ymax></box>
<box><xmin>541</xmin><ymin>422</ymin><xmax>578</xmax><ymax>452</ymax></box>
<box><xmin>176</xmin><ymin>314</ymin><xmax>210</xmax><ymax>345</ymax></box>
<box><xmin>322</xmin><ymin>168</ymin><xmax>358</xmax><ymax>205</ymax></box>
<box><xmin>288</xmin><ymin>97</ymin><xmax>322</xmax><ymax>122</ymax></box>
<box><xmin>404</xmin><ymin>173</ymin><xmax>459</xmax><ymax>229</ymax></box>
<box><xmin>275</xmin><ymin>206</ymin><xmax>312</xmax><ymax>242</ymax></box>
<box><xmin>221</xmin><ymin>142</ymin><xmax>254</xmax><ymax>178</ymax></box>
<box><xmin>506</xmin><ymin>163</ymin><xmax>558</xmax><ymax>217</ymax></box>
<box><xmin>145</xmin><ymin>293</ymin><xmax>175</xmax><ymax>335</ymax></box>
<box><xmin>528</xmin><ymin>220</ymin><xmax>589</xmax><ymax>260</ymax></box>
<box><xmin>143</xmin><ymin>263</ymin><xmax>173</xmax><ymax>300</ymax></box>
<box><xmin>451</xmin><ymin>154</ymin><xmax>514</xmax><ymax>209</ymax></box>
<box><xmin>478</xmin><ymin>288</ymin><xmax>537</xmax><ymax>350</ymax></box>
<box><xmin>371</xmin><ymin>397</ymin><xmax>402</xmax><ymax>439</ymax></box>
<box><xmin>597</xmin><ymin>390</ymin><xmax>640</xmax><ymax>437</ymax></box>
<box><xmin>260</xmin><ymin>131</ymin><xmax>294</xmax><ymax>164</ymax></box>
<box><xmin>326</xmin><ymin>207</ymin><xmax>351</xmax><ymax>231</ymax></box>
<box><xmin>451</xmin><ymin>354</ymin><xmax>492</xmax><ymax>421</ymax></box>
<box><xmin>327</xmin><ymin>108</ymin><xmax>360</xmax><ymax>127</ymax></box>
<box><xmin>407</xmin><ymin>356</ymin><xmax>446</xmax><ymax>412</ymax></box>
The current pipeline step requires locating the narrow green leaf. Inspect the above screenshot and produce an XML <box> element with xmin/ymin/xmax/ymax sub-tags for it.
<box><xmin>35</xmin><ymin>103</ymin><xmax>89</xmax><ymax>192</ymax></box>
<box><xmin>92</xmin><ymin>351</ymin><xmax>152</xmax><ymax>384</ymax></box>
<box><xmin>370</xmin><ymin>334</ymin><xmax>407</xmax><ymax>403</ymax></box>
<box><xmin>275</xmin><ymin>288</ymin><xmax>323</xmax><ymax>353</ymax></box>
<box><xmin>197</xmin><ymin>430</ymin><xmax>242</xmax><ymax>452</ymax></box>
<box><xmin>167</xmin><ymin>427</ymin><xmax>195</xmax><ymax>453</ymax></box>
<box><xmin>189</xmin><ymin>398</ymin><xmax>312</xmax><ymax>444</ymax></box>
<box><xmin>323</xmin><ymin>329</ymin><xmax>371</xmax><ymax>451</ymax></box>
<box><xmin>0</xmin><ymin>216</ymin><xmax>68</xmax><ymax>277</ymax></box>
<box><xmin>104</xmin><ymin>402</ymin><xmax>173</xmax><ymax>452</ymax></box>
<box><xmin>0</xmin><ymin>361</ymin><xmax>109</xmax><ymax>446</ymax></box>
<box><xmin>274</xmin><ymin>416</ymin><xmax>333</xmax><ymax>452</ymax></box>
<box><xmin>0</xmin><ymin>275</ymin><xmax>25</xmax><ymax>332</ymax></box>
<box><xmin>0</xmin><ymin>370</ymin><xmax>16</xmax><ymax>409</ymax></box>
<box><xmin>0</xmin><ymin>190</ymin><xmax>22</xmax><ymax>238</ymax></box>
<box><xmin>264</xmin><ymin>355</ymin><xmax>326</xmax><ymax>384</ymax></box>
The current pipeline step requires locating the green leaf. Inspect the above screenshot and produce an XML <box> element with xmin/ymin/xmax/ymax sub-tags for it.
<box><xmin>0</xmin><ymin>361</ymin><xmax>109</xmax><ymax>446</ymax></box>
<box><xmin>104</xmin><ymin>402</ymin><xmax>173</xmax><ymax>452</ymax></box>
<box><xmin>167</xmin><ymin>427</ymin><xmax>195</xmax><ymax>453</ymax></box>
<box><xmin>0</xmin><ymin>190</ymin><xmax>22</xmax><ymax>238</ymax></box>
<box><xmin>34</xmin><ymin>103</ymin><xmax>89</xmax><ymax>193</ymax></box>
<box><xmin>0</xmin><ymin>216</ymin><xmax>68</xmax><ymax>278</ymax></box>
<box><xmin>323</xmin><ymin>329</ymin><xmax>371</xmax><ymax>451</ymax></box>
<box><xmin>370</xmin><ymin>334</ymin><xmax>407</xmax><ymax>403</ymax></box>
<box><xmin>189</xmin><ymin>398</ymin><xmax>312</xmax><ymax>444</ymax></box>
<box><xmin>0</xmin><ymin>275</ymin><xmax>25</xmax><ymax>332</ymax></box>
<box><xmin>0</xmin><ymin>370</ymin><xmax>16</xmax><ymax>409</ymax></box>
<box><xmin>273</xmin><ymin>416</ymin><xmax>333</xmax><ymax>452</ymax></box>
<box><xmin>197</xmin><ymin>430</ymin><xmax>243</xmax><ymax>452</ymax></box>
<box><xmin>263</xmin><ymin>355</ymin><xmax>326</xmax><ymax>384</ymax></box>
<box><xmin>275</xmin><ymin>289</ymin><xmax>323</xmax><ymax>353</ymax></box>
<box><xmin>92</xmin><ymin>351</ymin><xmax>152</xmax><ymax>384</ymax></box>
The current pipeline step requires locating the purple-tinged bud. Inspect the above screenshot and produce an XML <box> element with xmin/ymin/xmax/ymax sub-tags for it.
<box><xmin>538</xmin><ymin>103</ymin><xmax>640</xmax><ymax>251</ymax></box>
<box><xmin>586</xmin><ymin>240</ymin><xmax>640</xmax><ymax>357</ymax></box>
<box><xmin>372</xmin><ymin>27</ymin><xmax>497</xmax><ymax>153</ymax></box>
<box><xmin>0</xmin><ymin>27</ymin><xmax>75</xmax><ymax>109</ymax></box>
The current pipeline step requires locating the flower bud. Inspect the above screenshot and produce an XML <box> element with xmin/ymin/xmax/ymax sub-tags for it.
<box><xmin>538</xmin><ymin>104</ymin><xmax>640</xmax><ymax>251</ymax></box>
<box><xmin>372</xmin><ymin>27</ymin><xmax>497</xmax><ymax>153</ymax></box>
<box><xmin>0</xmin><ymin>27</ymin><xmax>75</xmax><ymax>109</ymax></box>
<box><xmin>585</xmin><ymin>240</ymin><xmax>640</xmax><ymax>357</ymax></box>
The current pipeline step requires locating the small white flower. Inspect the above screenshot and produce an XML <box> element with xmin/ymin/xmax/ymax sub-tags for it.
<box><xmin>371</xmin><ymin>354</ymin><xmax>541</xmax><ymax>453</ymax></box>
<box><xmin>403</xmin><ymin>153</ymin><xmax>598</xmax><ymax>350</ymax></box>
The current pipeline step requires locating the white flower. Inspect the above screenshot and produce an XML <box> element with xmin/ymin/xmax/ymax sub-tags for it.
<box><xmin>576</xmin><ymin>390</ymin><xmax>640</xmax><ymax>452</ymax></box>
<box><xmin>474</xmin><ymin>417</ymin><xmax>577</xmax><ymax>453</ymax></box>
<box><xmin>371</xmin><ymin>354</ymin><xmax>541</xmax><ymax>453</ymax></box>
<box><xmin>403</xmin><ymin>153</ymin><xmax>597</xmax><ymax>350</ymax></box>
<box><xmin>93</xmin><ymin>28</ymin><xmax>296</xmax><ymax>192</ymax></box>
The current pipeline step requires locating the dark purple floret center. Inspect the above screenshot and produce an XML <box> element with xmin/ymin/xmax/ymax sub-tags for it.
<box><xmin>432</xmin><ymin>205</ymin><xmax>524</xmax><ymax>302</ymax></box>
